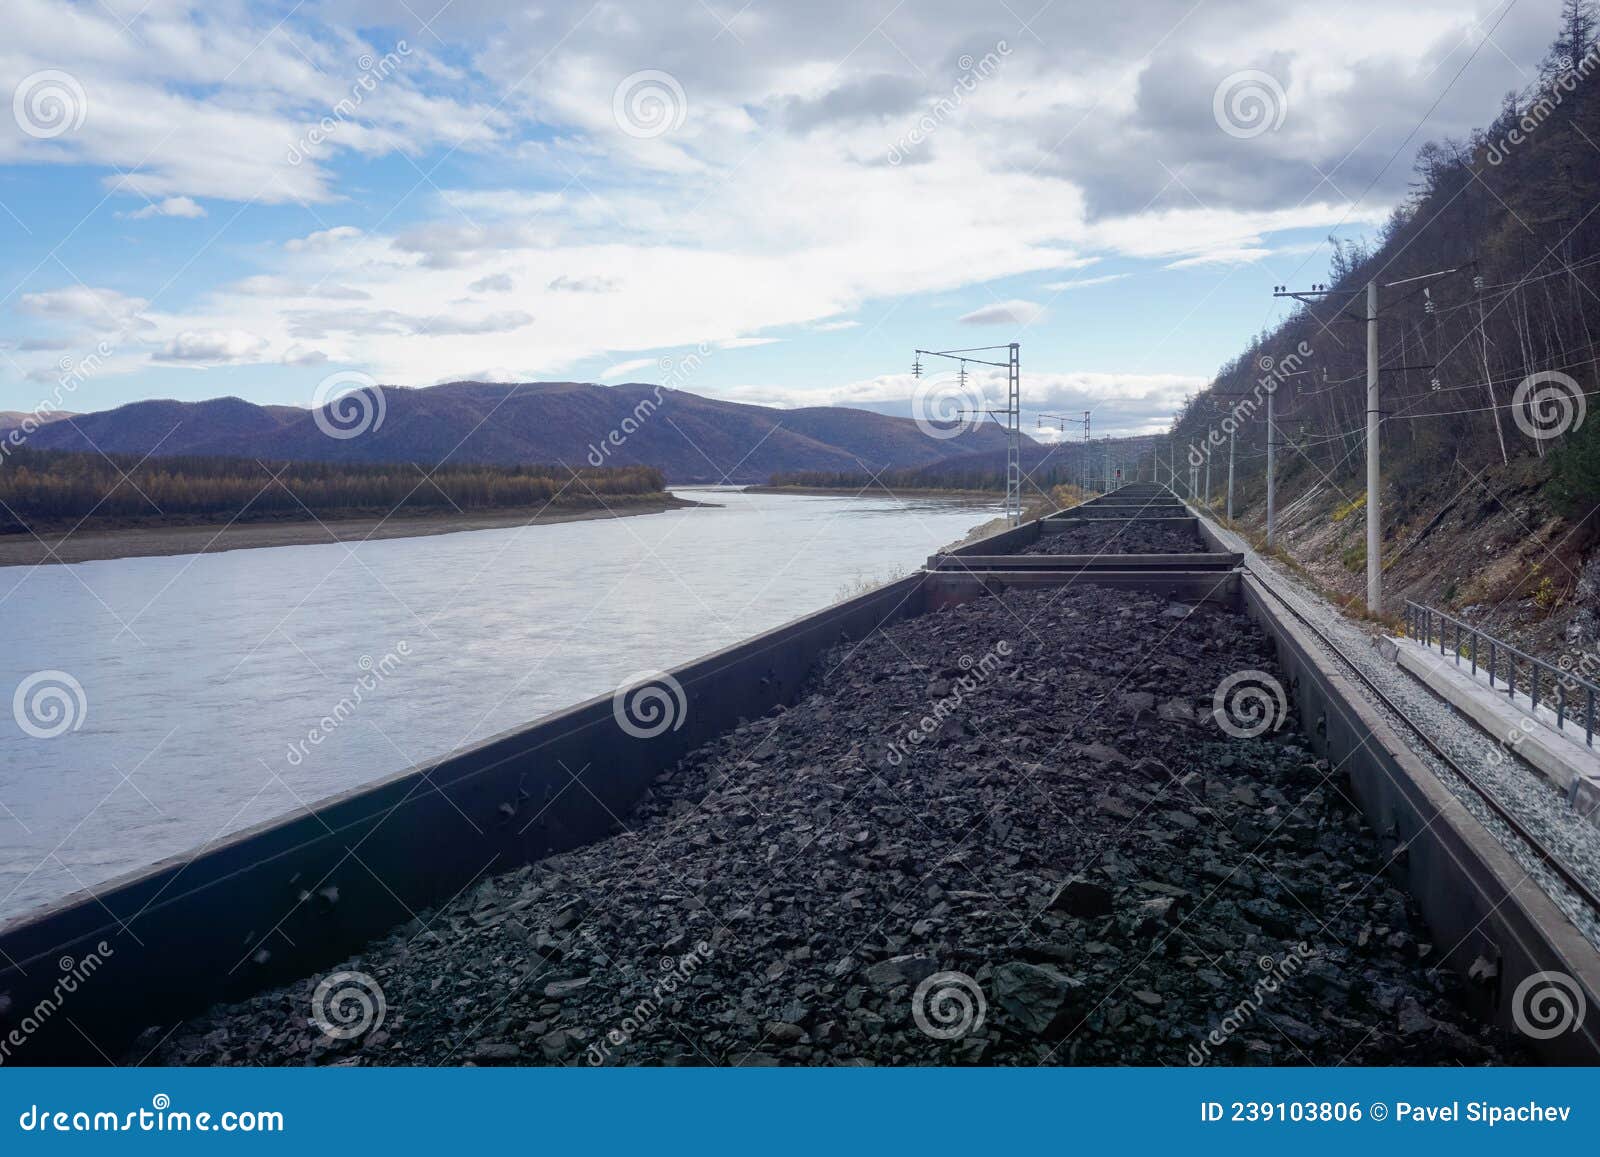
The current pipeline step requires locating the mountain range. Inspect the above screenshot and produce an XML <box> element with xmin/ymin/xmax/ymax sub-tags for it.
<box><xmin>18</xmin><ymin>381</ymin><xmax>1030</xmax><ymax>484</ymax></box>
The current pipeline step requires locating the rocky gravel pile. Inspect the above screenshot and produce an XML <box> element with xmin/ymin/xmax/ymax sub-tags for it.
<box><xmin>138</xmin><ymin>585</ymin><xmax>1523</xmax><ymax>1067</ymax></box>
<box><xmin>1019</xmin><ymin>519</ymin><xmax>1203</xmax><ymax>555</ymax></box>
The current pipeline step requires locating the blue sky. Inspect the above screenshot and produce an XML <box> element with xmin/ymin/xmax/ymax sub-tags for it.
<box><xmin>0</xmin><ymin>0</ymin><xmax>1560</xmax><ymax>435</ymax></box>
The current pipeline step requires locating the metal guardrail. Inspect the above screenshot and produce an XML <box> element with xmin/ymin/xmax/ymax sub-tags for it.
<box><xmin>1405</xmin><ymin>600</ymin><xmax>1598</xmax><ymax>747</ymax></box>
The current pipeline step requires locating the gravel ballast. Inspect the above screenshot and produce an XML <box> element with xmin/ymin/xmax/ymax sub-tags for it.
<box><xmin>1020</xmin><ymin>520</ymin><xmax>1203</xmax><ymax>555</ymax></box>
<box><xmin>136</xmin><ymin>584</ymin><xmax>1524</xmax><ymax>1067</ymax></box>
<box><xmin>1240</xmin><ymin>546</ymin><xmax>1600</xmax><ymax>949</ymax></box>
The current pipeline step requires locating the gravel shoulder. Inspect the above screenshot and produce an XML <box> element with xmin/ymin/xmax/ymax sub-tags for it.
<box><xmin>1226</xmin><ymin>526</ymin><xmax>1600</xmax><ymax>950</ymax></box>
<box><xmin>137</xmin><ymin>584</ymin><xmax>1524</xmax><ymax>1067</ymax></box>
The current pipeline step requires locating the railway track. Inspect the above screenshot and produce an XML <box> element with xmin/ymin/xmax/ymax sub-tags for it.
<box><xmin>934</xmin><ymin>481</ymin><xmax>1600</xmax><ymax>1060</ymax></box>
<box><xmin>1243</xmin><ymin>560</ymin><xmax>1600</xmax><ymax>919</ymax></box>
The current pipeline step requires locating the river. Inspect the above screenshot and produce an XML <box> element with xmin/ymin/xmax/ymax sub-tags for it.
<box><xmin>0</xmin><ymin>489</ymin><xmax>998</xmax><ymax>923</ymax></box>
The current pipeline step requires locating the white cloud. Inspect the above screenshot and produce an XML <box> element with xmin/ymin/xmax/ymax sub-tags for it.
<box><xmin>232</xmin><ymin>275</ymin><xmax>371</xmax><ymax>300</ymax></box>
<box><xmin>1041</xmin><ymin>274</ymin><xmax>1130</xmax><ymax>291</ymax></box>
<box><xmin>469</xmin><ymin>273</ymin><xmax>515</xmax><ymax>293</ymax></box>
<box><xmin>120</xmin><ymin>196</ymin><xmax>206</xmax><ymax>220</ymax></box>
<box><xmin>957</xmin><ymin>300</ymin><xmax>1046</xmax><ymax>326</ymax></box>
<box><xmin>1164</xmin><ymin>249</ymin><xmax>1274</xmax><ymax>269</ymax></box>
<box><xmin>711</xmin><ymin>368</ymin><xmax>1205</xmax><ymax>435</ymax></box>
<box><xmin>601</xmin><ymin>356</ymin><xmax>659</xmax><ymax>380</ymax></box>
<box><xmin>0</xmin><ymin>0</ymin><xmax>507</xmax><ymax>204</ymax></box>
<box><xmin>547</xmin><ymin>275</ymin><xmax>619</xmax><ymax>293</ymax></box>
<box><xmin>18</xmin><ymin>286</ymin><xmax>150</xmax><ymax>329</ymax></box>
<box><xmin>154</xmin><ymin>329</ymin><xmax>270</xmax><ymax>364</ymax></box>
<box><xmin>285</xmin><ymin>226</ymin><xmax>364</xmax><ymax>253</ymax></box>
<box><xmin>283</xmin><ymin>344</ymin><xmax>329</xmax><ymax>366</ymax></box>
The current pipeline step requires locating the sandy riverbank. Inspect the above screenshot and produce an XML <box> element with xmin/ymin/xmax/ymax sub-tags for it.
<box><xmin>0</xmin><ymin>495</ymin><xmax>706</xmax><ymax>567</ymax></box>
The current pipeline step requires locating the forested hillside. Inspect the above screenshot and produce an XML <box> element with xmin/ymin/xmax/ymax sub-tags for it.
<box><xmin>1172</xmin><ymin>1</ymin><xmax>1600</xmax><ymax>648</ymax></box>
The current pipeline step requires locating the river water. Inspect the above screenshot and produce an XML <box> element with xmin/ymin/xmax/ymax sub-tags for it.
<box><xmin>0</xmin><ymin>489</ymin><xmax>998</xmax><ymax>923</ymax></box>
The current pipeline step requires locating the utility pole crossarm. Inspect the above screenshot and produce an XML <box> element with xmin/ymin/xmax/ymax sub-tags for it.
<box><xmin>910</xmin><ymin>342</ymin><xmax>1023</xmax><ymax>527</ymax></box>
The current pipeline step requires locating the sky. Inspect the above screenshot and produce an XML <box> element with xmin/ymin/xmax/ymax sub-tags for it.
<box><xmin>0</xmin><ymin>0</ymin><xmax>1564</xmax><ymax>436</ymax></box>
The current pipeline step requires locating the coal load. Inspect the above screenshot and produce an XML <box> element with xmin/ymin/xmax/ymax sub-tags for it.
<box><xmin>1019</xmin><ymin>520</ymin><xmax>1202</xmax><ymax>555</ymax></box>
<box><xmin>138</xmin><ymin>585</ymin><xmax>1523</xmax><ymax>1068</ymax></box>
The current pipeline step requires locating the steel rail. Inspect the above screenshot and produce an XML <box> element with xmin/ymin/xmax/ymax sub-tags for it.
<box><xmin>1243</xmin><ymin>562</ymin><xmax>1600</xmax><ymax>918</ymax></box>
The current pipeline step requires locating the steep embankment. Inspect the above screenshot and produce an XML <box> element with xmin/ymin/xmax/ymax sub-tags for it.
<box><xmin>1175</xmin><ymin>15</ymin><xmax>1600</xmax><ymax>657</ymax></box>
